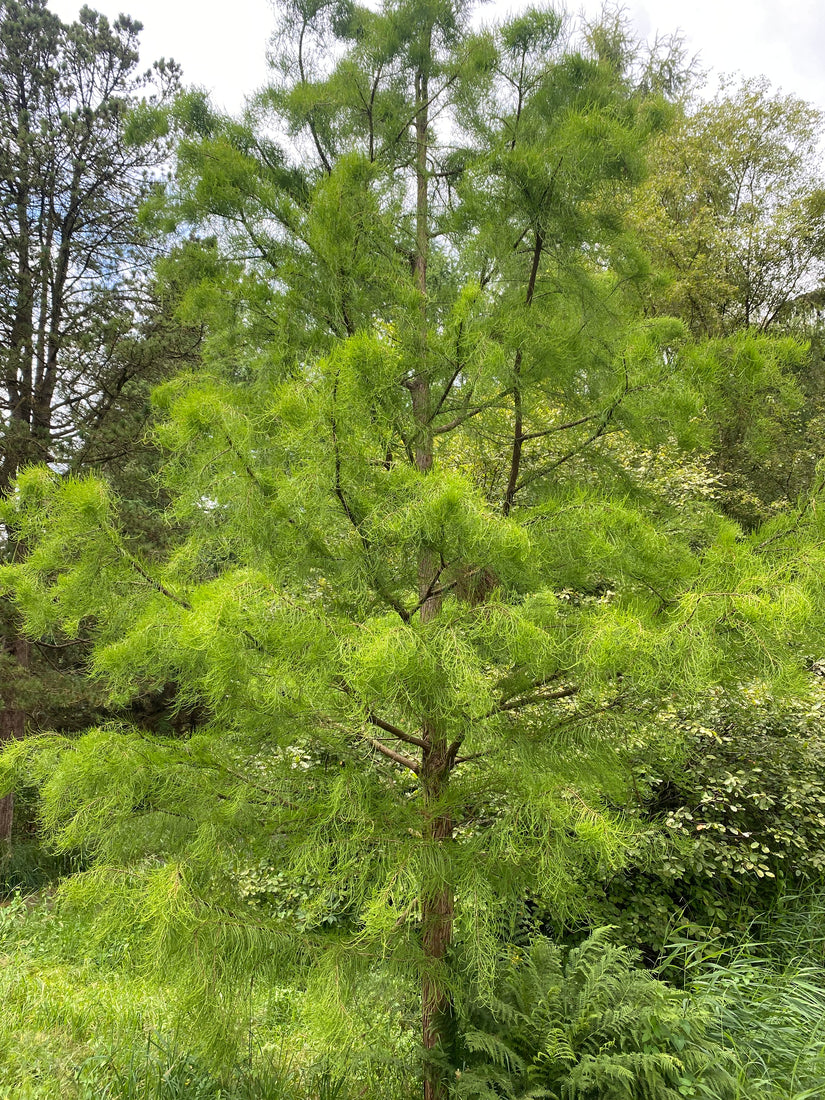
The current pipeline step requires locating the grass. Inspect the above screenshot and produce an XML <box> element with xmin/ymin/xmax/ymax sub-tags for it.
<box><xmin>3</xmin><ymin>885</ymin><xmax>825</xmax><ymax>1099</ymax></box>
<box><xmin>660</xmin><ymin>888</ymin><xmax>825</xmax><ymax>1100</ymax></box>
<box><xmin>0</xmin><ymin>888</ymin><xmax>417</xmax><ymax>1100</ymax></box>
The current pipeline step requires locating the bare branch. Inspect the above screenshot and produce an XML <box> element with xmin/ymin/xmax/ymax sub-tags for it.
<box><xmin>363</xmin><ymin>734</ymin><xmax>420</xmax><ymax>773</ymax></box>
<box><xmin>409</xmin><ymin>558</ymin><xmax>449</xmax><ymax>618</ymax></box>
<box><xmin>515</xmin><ymin>408</ymin><xmax>618</xmax><ymax>495</ymax></box>
<box><xmin>368</xmin><ymin>712</ymin><xmax>428</xmax><ymax>750</ymax></box>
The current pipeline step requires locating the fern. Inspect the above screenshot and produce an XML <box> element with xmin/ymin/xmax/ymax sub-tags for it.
<box><xmin>453</xmin><ymin>929</ymin><xmax>734</xmax><ymax>1100</ymax></box>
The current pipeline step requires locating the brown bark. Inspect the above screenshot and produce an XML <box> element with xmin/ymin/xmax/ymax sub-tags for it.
<box><xmin>0</xmin><ymin>97</ymin><xmax>36</xmax><ymax>845</ymax></box>
<box><xmin>421</xmin><ymin>737</ymin><xmax>454</xmax><ymax>1100</ymax></box>
<box><xmin>407</xmin><ymin>43</ymin><xmax>455</xmax><ymax>1100</ymax></box>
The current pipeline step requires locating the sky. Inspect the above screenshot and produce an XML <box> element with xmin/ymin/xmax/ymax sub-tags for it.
<box><xmin>49</xmin><ymin>0</ymin><xmax>825</xmax><ymax>117</ymax></box>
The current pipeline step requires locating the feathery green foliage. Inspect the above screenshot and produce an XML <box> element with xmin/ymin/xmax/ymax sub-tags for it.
<box><xmin>3</xmin><ymin>2</ymin><xmax>825</xmax><ymax>1097</ymax></box>
<box><xmin>453</xmin><ymin>928</ymin><xmax>734</xmax><ymax>1099</ymax></box>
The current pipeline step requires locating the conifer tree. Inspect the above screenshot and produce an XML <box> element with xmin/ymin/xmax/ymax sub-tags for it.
<box><xmin>2</xmin><ymin>4</ymin><xmax>825</xmax><ymax>1098</ymax></box>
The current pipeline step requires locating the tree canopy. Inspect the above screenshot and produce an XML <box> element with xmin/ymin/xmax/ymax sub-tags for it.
<box><xmin>0</xmin><ymin>0</ymin><xmax>191</xmax><ymax>841</ymax></box>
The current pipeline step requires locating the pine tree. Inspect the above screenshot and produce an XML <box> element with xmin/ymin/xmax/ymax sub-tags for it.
<box><xmin>2</xmin><ymin>4</ymin><xmax>824</xmax><ymax>1098</ymax></box>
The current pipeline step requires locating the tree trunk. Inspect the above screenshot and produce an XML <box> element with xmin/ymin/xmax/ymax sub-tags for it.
<box><xmin>408</xmin><ymin>34</ymin><xmax>456</xmax><ymax>1099</ymax></box>
<box><xmin>503</xmin><ymin>229</ymin><xmax>543</xmax><ymax>516</ymax></box>
<box><xmin>421</xmin><ymin>734</ymin><xmax>454</xmax><ymax>1100</ymax></box>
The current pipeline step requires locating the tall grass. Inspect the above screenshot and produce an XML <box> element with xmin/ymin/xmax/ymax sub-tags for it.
<box><xmin>3</xmin><ymin>887</ymin><xmax>825</xmax><ymax>1099</ymax></box>
<box><xmin>661</xmin><ymin>889</ymin><xmax>825</xmax><ymax>1100</ymax></box>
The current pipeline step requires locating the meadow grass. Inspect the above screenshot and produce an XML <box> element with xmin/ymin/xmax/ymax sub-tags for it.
<box><xmin>661</xmin><ymin>888</ymin><xmax>825</xmax><ymax>1099</ymax></box>
<box><xmin>2</xmin><ymin>886</ymin><xmax>825</xmax><ymax>1099</ymax></box>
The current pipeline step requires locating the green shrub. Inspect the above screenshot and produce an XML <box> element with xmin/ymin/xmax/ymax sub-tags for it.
<box><xmin>598</xmin><ymin>689</ymin><xmax>825</xmax><ymax>949</ymax></box>
<box><xmin>452</xmin><ymin>928</ymin><xmax>733</xmax><ymax>1099</ymax></box>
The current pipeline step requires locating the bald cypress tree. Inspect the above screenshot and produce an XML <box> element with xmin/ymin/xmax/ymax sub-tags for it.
<box><xmin>2</xmin><ymin>4</ymin><xmax>824</xmax><ymax>1097</ymax></box>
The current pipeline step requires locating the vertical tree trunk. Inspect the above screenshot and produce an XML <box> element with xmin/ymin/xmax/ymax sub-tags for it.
<box><xmin>0</xmin><ymin>96</ymin><xmax>36</xmax><ymax>847</ymax></box>
<box><xmin>503</xmin><ymin>229</ymin><xmax>543</xmax><ymax>516</ymax></box>
<box><xmin>409</xmin><ymin>47</ymin><xmax>455</xmax><ymax>1100</ymax></box>
<box><xmin>421</xmin><ymin>736</ymin><xmax>454</xmax><ymax>1100</ymax></box>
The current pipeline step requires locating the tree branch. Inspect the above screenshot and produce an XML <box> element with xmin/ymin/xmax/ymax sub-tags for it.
<box><xmin>519</xmin><ymin>410</ymin><xmax>603</xmax><ymax>443</ymax></box>
<box><xmin>368</xmin><ymin>712</ymin><xmax>428</xmax><ymax>750</ymax></box>
<box><xmin>453</xmin><ymin>696</ymin><xmax>623</xmax><ymax>767</ymax></box>
<box><xmin>119</xmin><ymin>544</ymin><xmax>192</xmax><ymax>611</ymax></box>
<box><xmin>493</xmin><ymin>684</ymin><xmax>578</xmax><ymax>715</ymax></box>
<box><xmin>503</xmin><ymin>228</ymin><xmax>543</xmax><ymax>516</ymax></box>
<box><xmin>755</xmin><ymin>472</ymin><xmax>825</xmax><ymax>550</ymax></box>
<box><xmin>408</xmin><ymin>557</ymin><xmax>449</xmax><ymax>618</ymax></box>
<box><xmin>330</xmin><ymin>375</ymin><xmax>411</xmax><ymax>622</ymax></box>
<box><xmin>336</xmin><ymin>680</ymin><xmax>426</xmax><ymax>751</ymax></box>
<box><xmin>431</xmin><ymin>396</ymin><xmax>505</xmax><ymax>435</ymax></box>
<box><xmin>514</xmin><ymin>405</ymin><xmax>618</xmax><ymax>495</ymax></box>
<box><xmin>363</xmin><ymin>734</ymin><xmax>420</xmax><ymax>773</ymax></box>
<box><xmin>453</xmin><ymin>751</ymin><xmax>488</xmax><ymax>765</ymax></box>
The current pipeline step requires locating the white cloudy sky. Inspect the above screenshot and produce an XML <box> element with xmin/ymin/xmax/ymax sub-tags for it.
<box><xmin>49</xmin><ymin>0</ymin><xmax>825</xmax><ymax>116</ymax></box>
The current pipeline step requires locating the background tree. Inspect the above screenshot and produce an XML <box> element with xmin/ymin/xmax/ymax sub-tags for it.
<box><xmin>0</xmin><ymin>0</ymin><xmax>180</xmax><ymax>483</ymax></box>
<box><xmin>630</xmin><ymin>79</ymin><xmax>825</xmax><ymax>526</ymax></box>
<box><xmin>0</xmin><ymin>0</ymin><xmax>184</xmax><ymax>843</ymax></box>
<box><xmin>633</xmin><ymin>78</ymin><xmax>825</xmax><ymax>338</ymax></box>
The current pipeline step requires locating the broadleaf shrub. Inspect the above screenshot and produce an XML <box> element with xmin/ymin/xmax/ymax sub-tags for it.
<box><xmin>598</xmin><ymin>689</ymin><xmax>825</xmax><ymax>947</ymax></box>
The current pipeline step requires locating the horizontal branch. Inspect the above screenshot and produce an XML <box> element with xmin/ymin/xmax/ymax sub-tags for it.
<box><xmin>519</xmin><ymin>410</ymin><xmax>602</xmax><ymax>443</ymax></box>
<box><xmin>363</xmin><ymin>734</ymin><xmax>420</xmax><ymax>773</ymax></box>
<box><xmin>494</xmin><ymin>685</ymin><xmax>578</xmax><ymax>715</ymax></box>
<box><xmin>432</xmin><ymin>395</ymin><xmax>506</xmax><ymax>435</ymax></box>
<box><xmin>368</xmin><ymin>712</ymin><xmax>428</xmax><ymax>750</ymax></box>
<box><xmin>453</xmin><ymin>696</ymin><xmax>623</xmax><ymax>767</ymax></box>
<box><xmin>453</xmin><ymin>750</ymin><xmax>488</xmax><ymax>765</ymax></box>
<box><xmin>496</xmin><ymin>671</ymin><xmax>564</xmax><ymax>707</ymax></box>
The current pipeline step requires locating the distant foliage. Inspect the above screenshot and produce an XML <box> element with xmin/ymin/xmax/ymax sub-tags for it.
<box><xmin>599</xmin><ymin>689</ymin><xmax>825</xmax><ymax>945</ymax></box>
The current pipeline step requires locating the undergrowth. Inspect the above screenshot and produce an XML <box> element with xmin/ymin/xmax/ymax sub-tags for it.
<box><xmin>661</xmin><ymin>890</ymin><xmax>825</xmax><ymax>1100</ymax></box>
<box><xmin>2</xmin><ymin>890</ymin><xmax>825</xmax><ymax>1099</ymax></box>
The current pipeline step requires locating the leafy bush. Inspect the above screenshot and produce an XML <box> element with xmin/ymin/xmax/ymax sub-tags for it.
<box><xmin>653</xmin><ymin>691</ymin><xmax>825</xmax><ymax>881</ymax></box>
<box><xmin>598</xmin><ymin>689</ymin><xmax>825</xmax><ymax>947</ymax></box>
<box><xmin>452</xmin><ymin>928</ymin><xmax>732</xmax><ymax>1099</ymax></box>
